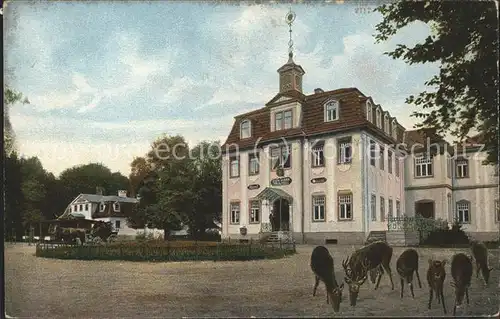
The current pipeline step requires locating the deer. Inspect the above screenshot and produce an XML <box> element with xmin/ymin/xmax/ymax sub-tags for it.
<box><xmin>310</xmin><ymin>245</ymin><xmax>344</xmax><ymax>312</ymax></box>
<box><xmin>450</xmin><ymin>253</ymin><xmax>473</xmax><ymax>316</ymax></box>
<box><xmin>342</xmin><ymin>241</ymin><xmax>394</xmax><ymax>306</ymax></box>
<box><xmin>471</xmin><ymin>241</ymin><xmax>493</xmax><ymax>285</ymax></box>
<box><xmin>396</xmin><ymin>249</ymin><xmax>422</xmax><ymax>299</ymax></box>
<box><xmin>426</xmin><ymin>259</ymin><xmax>447</xmax><ymax>314</ymax></box>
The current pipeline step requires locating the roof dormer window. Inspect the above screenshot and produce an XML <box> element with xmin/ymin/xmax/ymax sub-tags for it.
<box><xmin>113</xmin><ymin>202</ymin><xmax>120</xmax><ymax>212</ymax></box>
<box><xmin>324</xmin><ymin>100</ymin><xmax>339</xmax><ymax>122</ymax></box>
<box><xmin>366</xmin><ymin>101</ymin><xmax>373</xmax><ymax>122</ymax></box>
<box><xmin>376</xmin><ymin>108</ymin><xmax>382</xmax><ymax>128</ymax></box>
<box><xmin>384</xmin><ymin>114</ymin><xmax>390</xmax><ymax>133</ymax></box>
<box><xmin>99</xmin><ymin>202</ymin><xmax>105</xmax><ymax>212</ymax></box>
<box><xmin>240</xmin><ymin>120</ymin><xmax>251</xmax><ymax>139</ymax></box>
<box><xmin>391</xmin><ymin>120</ymin><xmax>397</xmax><ymax>139</ymax></box>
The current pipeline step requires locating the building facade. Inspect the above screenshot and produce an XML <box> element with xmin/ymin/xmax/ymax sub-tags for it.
<box><xmin>220</xmin><ymin>52</ymin><xmax>499</xmax><ymax>244</ymax></box>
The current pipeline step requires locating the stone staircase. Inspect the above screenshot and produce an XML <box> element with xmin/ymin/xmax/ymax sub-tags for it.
<box><xmin>365</xmin><ymin>231</ymin><xmax>387</xmax><ymax>244</ymax></box>
<box><xmin>266</xmin><ymin>231</ymin><xmax>294</xmax><ymax>244</ymax></box>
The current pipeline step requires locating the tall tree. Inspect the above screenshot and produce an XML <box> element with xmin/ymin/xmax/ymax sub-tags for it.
<box><xmin>374</xmin><ymin>1</ymin><xmax>498</xmax><ymax>164</ymax></box>
<box><xmin>129</xmin><ymin>156</ymin><xmax>151</xmax><ymax>197</ymax></box>
<box><xmin>188</xmin><ymin>141</ymin><xmax>222</xmax><ymax>238</ymax></box>
<box><xmin>4</xmin><ymin>151</ymin><xmax>24</xmax><ymax>240</ymax></box>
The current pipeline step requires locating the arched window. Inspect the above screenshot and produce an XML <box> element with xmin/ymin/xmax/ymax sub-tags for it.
<box><xmin>99</xmin><ymin>202</ymin><xmax>106</xmax><ymax>212</ymax></box>
<box><xmin>240</xmin><ymin>120</ymin><xmax>251</xmax><ymax>139</ymax></box>
<box><xmin>384</xmin><ymin>114</ymin><xmax>389</xmax><ymax>133</ymax></box>
<box><xmin>324</xmin><ymin>100</ymin><xmax>339</xmax><ymax>122</ymax></box>
<box><xmin>113</xmin><ymin>202</ymin><xmax>121</xmax><ymax>212</ymax></box>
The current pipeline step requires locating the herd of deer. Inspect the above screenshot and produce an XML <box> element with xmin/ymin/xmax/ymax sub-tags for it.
<box><xmin>310</xmin><ymin>240</ymin><xmax>494</xmax><ymax>315</ymax></box>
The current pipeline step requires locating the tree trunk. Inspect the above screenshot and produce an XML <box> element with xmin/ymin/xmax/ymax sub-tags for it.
<box><xmin>163</xmin><ymin>227</ymin><xmax>170</xmax><ymax>241</ymax></box>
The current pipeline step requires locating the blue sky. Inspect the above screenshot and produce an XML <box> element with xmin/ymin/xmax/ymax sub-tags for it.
<box><xmin>5</xmin><ymin>1</ymin><xmax>439</xmax><ymax>176</ymax></box>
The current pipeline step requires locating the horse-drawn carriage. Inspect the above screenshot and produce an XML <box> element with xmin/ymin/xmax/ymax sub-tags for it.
<box><xmin>49</xmin><ymin>220</ymin><xmax>117</xmax><ymax>245</ymax></box>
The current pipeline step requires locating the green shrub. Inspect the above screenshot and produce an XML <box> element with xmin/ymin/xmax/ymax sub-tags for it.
<box><xmin>35</xmin><ymin>240</ymin><xmax>295</xmax><ymax>262</ymax></box>
<box><xmin>420</xmin><ymin>220</ymin><xmax>471</xmax><ymax>247</ymax></box>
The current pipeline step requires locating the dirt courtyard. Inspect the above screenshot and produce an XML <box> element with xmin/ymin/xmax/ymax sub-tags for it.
<box><xmin>4</xmin><ymin>243</ymin><xmax>499</xmax><ymax>317</ymax></box>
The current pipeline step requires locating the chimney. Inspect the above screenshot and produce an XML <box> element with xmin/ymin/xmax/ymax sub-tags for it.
<box><xmin>96</xmin><ymin>186</ymin><xmax>104</xmax><ymax>195</ymax></box>
<box><xmin>118</xmin><ymin>190</ymin><xmax>127</xmax><ymax>197</ymax></box>
<box><xmin>314</xmin><ymin>88</ymin><xmax>324</xmax><ymax>94</ymax></box>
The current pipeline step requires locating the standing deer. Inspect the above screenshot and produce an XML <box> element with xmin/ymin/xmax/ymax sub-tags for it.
<box><xmin>471</xmin><ymin>241</ymin><xmax>493</xmax><ymax>285</ymax></box>
<box><xmin>310</xmin><ymin>246</ymin><xmax>344</xmax><ymax>312</ymax></box>
<box><xmin>450</xmin><ymin>253</ymin><xmax>473</xmax><ymax>316</ymax></box>
<box><xmin>396</xmin><ymin>249</ymin><xmax>422</xmax><ymax>299</ymax></box>
<box><xmin>342</xmin><ymin>241</ymin><xmax>394</xmax><ymax>306</ymax></box>
<box><xmin>427</xmin><ymin>259</ymin><xmax>447</xmax><ymax>314</ymax></box>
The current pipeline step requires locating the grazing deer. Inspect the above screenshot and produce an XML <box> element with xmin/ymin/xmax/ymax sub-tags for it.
<box><xmin>396</xmin><ymin>249</ymin><xmax>422</xmax><ymax>299</ymax></box>
<box><xmin>450</xmin><ymin>253</ymin><xmax>473</xmax><ymax>316</ymax></box>
<box><xmin>342</xmin><ymin>241</ymin><xmax>394</xmax><ymax>306</ymax></box>
<box><xmin>310</xmin><ymin>246</ymin><xmax>344</xmax><ymax>312</ymax></box>
<box><xmin>471</xmin><ymin>241</ymin><xmax>493</xmax><ymax>285</ymax></box>
<box><xmin>427</xmin><ymin>259</ymin><xmax>447</xmax><ymax>314</ymax></box>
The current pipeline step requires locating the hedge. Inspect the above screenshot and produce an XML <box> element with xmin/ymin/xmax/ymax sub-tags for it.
<box><xmin>35</xmin><ymin>240</ymin><xmax>296</xmax><ymax>261</ymax></box>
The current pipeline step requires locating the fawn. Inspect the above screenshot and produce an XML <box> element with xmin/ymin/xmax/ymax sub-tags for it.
<box><xmin>396</xmin><ymin>249</ymin><xmax>422</xmax><ymax>299</ymax></box>
<box><xmin>311</xmin><ymin>246</ymin><xmax>344</xmax><ymax>312</ymax></box>
<box><xmin>427</xmin><ymin>259</ymin><xmax>447</xmax><ymax>314</ymax></box>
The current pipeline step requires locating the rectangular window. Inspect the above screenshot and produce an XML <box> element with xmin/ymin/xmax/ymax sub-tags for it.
<box><xmin>379</xmin><ymin>145</ymin><xmax>385</xmax><ymax>170</ymax></box>
<box><xmin>396</xmin><ymin>200</ymin><xmax>401</xmax><ymax>217</ymax></box>
<box><xmin>79</xmin><ymin>204</ymin><xmax>83</xmax><ymax>211</ymax></box>
<box><xmin>447</xmin><ymin>194</ymin><xmax>452</xmax><ymax>220</ymax></box>
<box><xmin>371</xmin><ymin>194</ymin><xmax>377</xmax><ymax>221</ymax></box>
<box><xmin>249</xmin><ymin>200</ymin><xmax>260</xmax><ymax>223</ymax></box>
<box><xmin>85</xmin><ymin>203</ymin><xmax>89</xmax><ymax>210</ymax></box>
<box><xmin>455</xmin><ymin>158</ymin><xmax>469</xmax><ymax>178</ymax></box>
<box><xmin>415</xmin><ymin>154</ymin><xmax>433</xmax><ymax>177</ymax></box>
<box><xmin>447</xmin><ymin>157</ymin><xmax>452</xmax><ymax>178</ymax></box>
<box><xmin>230</xmin><ymin>202</ymin><xmax>240</xmax><ymax>224</ymax></box>
<box><xmin>230</xmin><ymin>157</ymin><xmax>240</xmax><ymax>178</ymax></box>
<box><xmin>338</xmin><ymin>193</ymin><xmax>353</xmax><ymax>220</ymax></box>
<box><xmin>388</xmin><ymin>199</ymin><xmax>393</xmax><ymax>218</ymax></box>
<box><xmin>115</xmin><ymin>220</ymin><xmax>121</xmax><ymax>229</ymax></box>
<box><xmin>456</xmin><ymin>201</ymin><xmax>470</xmax><ymax>223</ymax></box>
<box><xmin>271</xmin><ymin>145</ymin><xmax>291</xmax><ymax>170</ymax></box>
<box><xmin>249</xmin><ymin>153</ymin><xmax>259</xmax><ymax>175</ymax></box>
<box><xmin>338</xmin><ymin>137</ymin><xmax>352</xmax><ymax>164</ymax></box>
<box><xmin>388</xmin><ymin>150</ymin><xmax>393</xmax><ymax>174</ymax></box>
<box><xmin>395</xmin><ymin>154</ymin><xmax>400</xmax><ymax>177</ymax></box>
<box><xmin>312</xmin><ymin>195</ymin><xmax>326</xmax><ymax>222</ymax></box>
<box><xmin>380</xmin><ymin>196</ymin><xmax>385</xmax><ymax>222</ymax></box>
<box><xmin>312</xmin><ymin>143</ymin><xmax>325</xmax><ymax>167</ymax></box>
<box><xmin>370</xmin><ymin>140</ymin><xmax>376</xmax><ymax>166</ymax></box>
<box><xmin>240</xmin><ymin>121</ymin><xmax>251</xmax><ymax>139</ymax></box>
<box><xmin>284</xmin><ymin>110</ymin><xmax>293</xmax><ymax>129</ymax></box>
<box><xmin>275</xmin><ymin>111</ymin><xmax>283</xmax><ymax>130</ymax></box>
<box><xmin>496</xmin><ymin>200</ymin><xmax>499</xmax><ymax>222</ymax></box>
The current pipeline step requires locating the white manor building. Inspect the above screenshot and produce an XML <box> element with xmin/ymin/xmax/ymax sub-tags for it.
<box><xmin>220</xmin><ymin>50</ymin><xmax>499</xmax><ymax>245</ymax></box>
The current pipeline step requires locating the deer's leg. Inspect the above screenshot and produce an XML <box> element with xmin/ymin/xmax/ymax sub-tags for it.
<box><xmin>415</xmin><ymin>270</ymin><xmax>422</xmax><ymax>288</ymax></box>
<box><xmin>382</xmin><ymin>261</ymin><xmax>395</xmax><ymax>290</ymax></box>
<box><xmin>440</xmin><ymin>287</ymin><xmax>447</xmax><ymax>314</ymax></box>
<box><xmin>400</xmin><ymin>277</ymin><xmax>404</xmax><ymax>298</ymax></box>
<box><xmin>465</xmin><ymin>287</ymin><xmax>469</xmax><ymax>304</ymax></box>
<box><xmin>453</xmin><ymin>300</ymin><xmax>457</xmax><ymax>316</ymax></box>
<box><xmin>313</xmin><ymin>276</ymin><xmax>319</xmax><ymax>296</ymax></box>
<box><xmin>375</xmin><ymin>267</ymin><xmax>383</xmax><ymax>290</ymax></box>
<box><xmin>428</xmin><ymin>288</ymin><xmax>433</xmax><ymax>309</ymax></box>
<box><xmin>476</xmin><ymin>262</ymin><xmax>481</xmax><ymax>278</ymax></box>
<box><xmin>409</xmin><ymin>280</ymin><xmax>415</xmax><ymax>298</ymax></box>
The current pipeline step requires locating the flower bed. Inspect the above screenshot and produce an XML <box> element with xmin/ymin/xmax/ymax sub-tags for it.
<box><xmin>35</xmin><ymin>240</ymin><xmax>296</xmax><ymax>261</ymax></box>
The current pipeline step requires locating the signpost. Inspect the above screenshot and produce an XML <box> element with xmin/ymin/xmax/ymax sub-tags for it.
<box><xmin>271</xmin><ymin>177</ymin><xmax>292</xmax><ymax>186</ymax></box>
<box><xmin>311</xmin><ymin>177</ymin><xmax>327</xmax><ymax>184</ymax></box>
<box><xmin>247</xmin><ymin>184</ymin><xmax>260</xmax><ymax>190</ymax></box>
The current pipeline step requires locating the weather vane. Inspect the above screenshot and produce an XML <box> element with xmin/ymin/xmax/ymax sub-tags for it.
<box><xmin>285</xmin><ymin>7</ymin><xmax>296</xmax><ymax>58</ymax></box>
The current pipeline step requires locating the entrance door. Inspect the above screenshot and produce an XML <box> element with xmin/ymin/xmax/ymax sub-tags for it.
<box><xmin>271</xmin><ymin>198</ymin><xmax>290</xmax><ymax>231</ymax></box>
<box><xmin>415</xmin><ymin>200</ymin><xmax>435</xmax><ymax>219</ymax></box>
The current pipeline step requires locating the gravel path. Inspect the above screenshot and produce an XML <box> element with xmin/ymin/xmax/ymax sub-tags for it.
<box><xmin>5</xmin><ymin>243</ymin><xmax>499</xmax><ymax>318</ymax></box>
